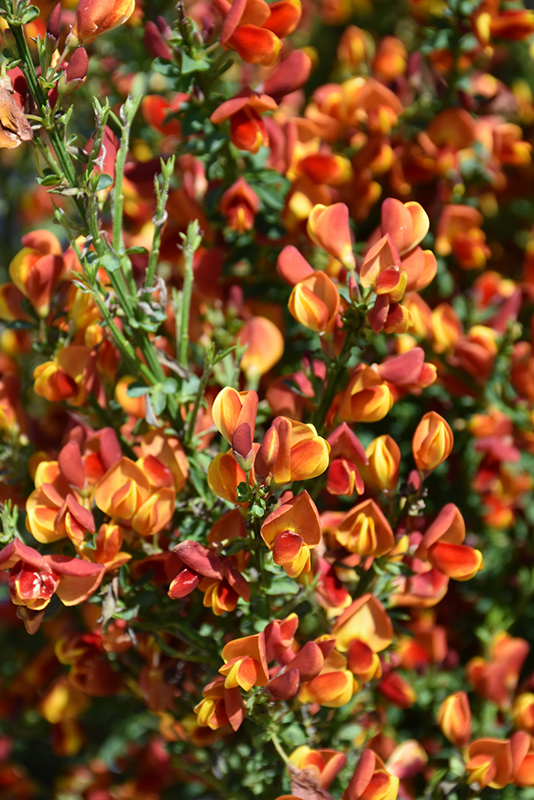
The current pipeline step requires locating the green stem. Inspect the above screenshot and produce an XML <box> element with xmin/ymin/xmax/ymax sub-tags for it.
<box><xmin>144</xmin><ymin>156</ymin><xmax>175</xmax><ymax>296</ymax></box>
<box><xmin>112</xmin><ymin>97</ymin><xmax>141</xmax><ymax>254</ymax></box>
<box><xmin>185</xmin><ymin>350</ymin><xmax>213</xmax><ymax>446</ymax></box>
<box><xmin>270</xmin><ymin>732</ymin><xmax>290</xmax><ymax>767</ymax></box>
<box><xmin>311</xmin><ymin>328</ymin><xmax>358</xmax><ymax>433</ymax></box>
<box><xmin>87</xmin><ymin>279</ymin><xmax>154</xmax><ymax>384</ymax></box>
<box><xmin>178</xmin><ymin>221</ymin><xmax>202</xmax><ymax>368</ymax></box>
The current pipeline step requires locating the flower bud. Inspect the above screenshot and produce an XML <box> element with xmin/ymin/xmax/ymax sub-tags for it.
<box><xmin>437</xmin><ymin>691</ymin><xmax>471</xmax><ymax>746</ymax></box>
<box><xmin>57</xmin><ymin>48</ymin><xmax>89</xmax><ymax>97</ymax></box>
<box><xmin>365</xmin><ymin>435</ymin><xmax>401</xmax><ymax>491</ymax></box>
<box><xmin>412</xmin><ymin>411</ymin><xmax>454</xmax><ymax>472</ymax></box>
<box><xmin>47</xmin><ymin>3</ymin><xmax>62</xmax><ymax>48</ymax></box>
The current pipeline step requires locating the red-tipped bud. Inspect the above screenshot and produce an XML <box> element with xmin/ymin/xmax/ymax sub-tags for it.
<box><xmin>144</xmin><ymin>20</ymin><xmax>172</xmax><ymax>60</ymax></box>
<box><xmin>47</xmin><ymin>3</ymin><xmax>62</xmax><ymax>44</ymax></box>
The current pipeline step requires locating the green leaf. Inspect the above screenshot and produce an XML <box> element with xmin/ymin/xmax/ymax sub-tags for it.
<box><xmin>126</xmin><ymin>382</ymin><xmax>150</xmax><ymax>398</ymax></box>
<box><xmin>264</xmin><ymin>577</ymin><xmax>300</xmax><ymax>596</ymax></box>
<box><xmin>152</xmin><ymin>59</ymin><xmax>181</xmax><ymax>78</ymax></box>
<box><xmin>254</xmin><ymin>183</ymin><xmax>287</xmax><ymax>211</ymax></box>
<box><xmin>98</xmin><ymin>253</ymin><xmax>121</xmax><ymax>274</ymax></box>
<box><xmin>180</xmin><ymin>51</ymin><xmax>211</xmax><ymax>74</ymax></box>
<box><xmin>95</xmin><ymin>173</ymin><xmax>113</xmax><ymax>191</ymax></box>
<box><xmin>161</xmin><ymin>377</ymin><xmax>179</xmax><ymax>394</ymax></box>
<box><xmin>37</xmin><ymin>173</ymin><xmax>60</xmax><ymax>186</ymax></box>
<box><xmin>150</xmin><ymin>386</ymin><xmax>166</xmax><ymax>416</ymax></box>
<box><xmin>20</xmin><ymin>5</ymin><xmax>40</xmax><ymax>23</ymax></box>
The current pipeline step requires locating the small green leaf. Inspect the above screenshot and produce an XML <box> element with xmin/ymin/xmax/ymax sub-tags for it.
<box><xmin>95</xmin><ymin>173</ymin><xmax>113</xmax><ymax>191</ymax></box>
<box><xmin>180</xmin><ymin>51</ymin><xmax>211</xmax><ymax>74</ymax></box>
<box><xmin>20</xmin><ymin>5</ymin><xmax>40</xmax><ymax>23</ymax></box>
<box><xmin>126</xmin><ymin>382</ymin><xmax>150</xmax><ymax>398</ymax></box>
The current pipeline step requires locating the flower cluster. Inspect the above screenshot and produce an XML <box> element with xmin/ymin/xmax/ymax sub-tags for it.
<box><xmin>0</xmin><ymin>0</ymin><xmax>534</xmax><ymax>797</ymax></box>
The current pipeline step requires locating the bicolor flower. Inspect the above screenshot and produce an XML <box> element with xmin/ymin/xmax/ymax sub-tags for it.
<box><xmin>261</xmin><ymin>491</ymin><xmax>321</xmax><ymax>578</ymax></box>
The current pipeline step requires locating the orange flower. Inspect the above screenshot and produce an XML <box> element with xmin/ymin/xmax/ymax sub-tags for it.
<box><xmin>372</xmin><ymin>36</ymin><xmax>407</xmax><ymax>80</ymax></box>
<box><xmin>437</xmin><ymin>691</ymin><xmax>472</xmax><ymax>747</ymax></box>
<box><xmin>335</xmin><ymin>499</ymin><xmax>394</xmax><ymax>557</ymax></box>
<box><xmin>412</xmin><ymin>411</ymin><xmax>453</xmax><ymax>472</ymax></box>
<box><xmin>0</xmin><ymin>539</ymin><xmax>105</xmax><ymax>615</ymax></box>
<box><xmin>261</xmin><ymin>491</ymin><xmax>322</xmax><ymax>577</ymax></box>
<box><xmin>326</xmin><ymin>423</ymin><xmax>367</xmax><ymax>497</ymax></box>
<box><xmin>221</xmin><ymin>632</ymin><xmax>269</xmax><ymax>687</ymax></box>
<box><xmin>343</xmin><ymin>750</ymin><xmax>400</xmax><ymax>800</ymax></box>
<box><xmin>338</xmin><ymin>365</ymin><xmax>394</xmax><ymax>423</ymax></box>
<box><xmin>214</xmin><ymin>0</ymin><xmax>301</xmax><ymax>65</ymax></box>
<box><xmin>307</xmin><ymin>203</ymin><xmax>356</xmax><ymax>271</ymax></box>
<box><xmin>466</xmin><ymin>632</ymin><xmax>528</xmax><ymax>709</ymax></box>
<box><xmin>299</xmin><ymin>650</ymin><xmax>357</xmax><ymax>708</ymax></box>
<box><xmin>68</xmin><ymin>0</ymin><xmax>136</xmax><ymax>44</ymax></box>
<box><xmin>141</xmin><ymin>94</ymin><xmax>187</xmax><ymax>137</ymax></box>
<box><xmin>33</xmin><ymin>346</ymin><xmax>96</xmax><ymax>406</ymax></box>
<box><xmin>237</xmin><ymin>316</ymin><xmax>284</xmax><ymax>379</ymax></box>
<box><xmin>378</xmin><ymin>670</ymin><xmax>417</xmax><ymax>708</ymax></box>
<box><xmin>94</xmin><ymin>457</ymin><xmax>175</xmax><ymax>535</ymax></box>
<box><xmin>435</xmin><ymin>205</ymin><xmax>491</xmax><ymax>270</ymax></box>
<box><xmin>210</xmin><ymin>90</ymin><xmax>277</xmax><ymax>153</ymax></box>
<box><xmin>347</xmin><ymin>639</ymin><xmax>382</xmax><ymax>682</ymax></box>
<box><xmin>212</xmin><ymin>388</ymin><xmax>258</xmax><ymax>445</ymax></box>
<box><xmin>79</xmin><ymin>523</ymin><xmax>131</xmax><ymax>572</ymax></box>
<box><xmin>416</xmin><ymin>504</ymin><xmax>483</xmax><ymax>581</ymax></box>
<box><xmin>220</xmin><ymin>178</ymin><xmax>260</xmax><ymax>233</ymax></box>
<box><xmin>288</xmin><ymin>271</ymin><xmax>340</xmax><ymax>334</ymax></box>
<box><xmin>376</xmin><ymin>347</ymin><xmax>436</xmax><ymax>396</ymax></box>
<box><xmin>513</xmin><ymin>693</ymin><xmax>534</xmax><ymax>735</ymax></box>
<box><xmin>337</xmin><ymin>26</ymin><xmax>373</xmax><ymax>69</ymax></box>
<box><xmin>207</xmin><ymin>452</ymin><xmax>248</xmax><ymax>504</ymax></box>
<box><xmin>386</xmin><ymin>740</ymin><xmax>428</xmax><ymax>782</ymax></box>
<box><xmin>169</xmin><ymin>540</ymin><xmax>250</xmax><ymax>615</ymax></box>
<box><xmin>432</xmin><ymin>303</ymin><xmax>463</xmax><ymax>353</ymax></box>
<box><xmin>360</xmin><ymin>234</ymin><xmax>406</xmax><ymax>302</ymax></box>
<box><xmin>0</xmin><ymin>283</ymin><xmax>30</xmax><ymax>322</ymax></box>
<box><xmin>466</xmin><ymin>738</ymin><xmax>513</xmax><ymax>789</ymax></box>
<box><xmin>194</xmin><ymin>677</ymin><xmax>245</xmax><ymax>731</ymax></box>
<box><xmin>9</xmin><ymin>233</ymin><xmax>63</xmax><ymax>317</ymax></box>
<box><xmin>137</xmin><ymin>430</ymin><xmax>188</xmax><ymax>493</ymax></box>
<box><xmin>289</xmin><ymin>746</ymin><xmax>347</xmax><ymax>790</ymax></box>
<box><xmin>332</xmin><ymin>593</ymin><xmax>393</xmax><ymax>653</ymax></box>
<box><xmin>380</xmin><ymin>198</ymin><xmax>429</xmax><ymax>257</ymax></box>
<box><xmin>268</xmin><ymin>417</ymin><xmax>330</xmax><ymax>484</ymax></box>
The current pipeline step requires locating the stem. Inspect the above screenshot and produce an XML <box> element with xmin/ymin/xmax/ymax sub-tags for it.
<box><xmin>311</xmin><ymin>328</ymin><xmax>358</xmax><ymax>433</ymax></box>
<box><xmin>185</xmin><ymin>349</ymin><xmax>214</xmax><ymax>446</ymax></box>
<box><xmin>270</xmin><ymin>732</ymin><xmax>290</xmax><ymax>767</ymax></box>
<box><xmin>7</xmin><ymin>20</ymin><xmax>87</xmax><ymax>225</ymax></box>
<box><xmin>178</xmin><ymin>221</ymin><xmax>202</xmax><ymax>368</ymax></box>
<box><xmin>86</xmin><ymin>278</ymin><xmax>154</xmax><ymax>384</ymax></box>
<box><xmin>112</xmin><ymin>96</ymin><xmax>141</xmax><ymax>254</ymax></box>
<box><xmin>144</xmin><ymin>156</ymin><xmax>175</xmax><ymax>296</ymax></box>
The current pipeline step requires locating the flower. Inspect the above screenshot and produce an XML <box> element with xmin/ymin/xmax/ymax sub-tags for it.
<box><xmin>412</xmin><ymin>411</ymin><xmax>454</xmax><ymax>472</ymax></box>
<box><xmin>68</xmin><ymin>0</ymin><xmax>136</xmax><ymax>45</ymax></box>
